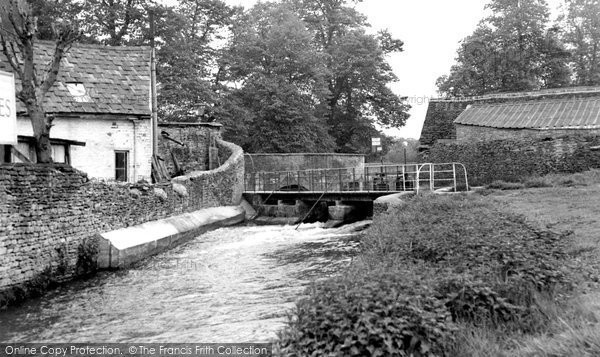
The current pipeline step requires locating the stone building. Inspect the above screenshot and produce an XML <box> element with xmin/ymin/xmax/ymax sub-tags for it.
<box><xmin>419</xmin><ymin>86</ymin><xmax>600</xmax><ymax>150</ymax></box>
<box><xmin>0</xmin><ymin>42</ymin><xmax>152</xmax><ymax>183</ymax></box>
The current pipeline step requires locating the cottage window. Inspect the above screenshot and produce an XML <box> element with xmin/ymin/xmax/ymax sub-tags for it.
<box><xmin>52</xmin><ymin>144</ymin><xmax>69</xmax><ymax>164</ymax></box>
<box><xmin>115</xmin><ymin>151</ymin><xmax>128</xmax><ymax>182</ymax></box>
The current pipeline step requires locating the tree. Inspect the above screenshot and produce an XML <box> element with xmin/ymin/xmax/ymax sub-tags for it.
<box><xmin>223</xmin><ymin>3</ymin><xmax>334</xmax><ymax>152</ymax></box>
<box><xmin>0</xmin><ymin>0</ymin><xmax>79</xmax><ymax>163</ymax></box>
<box><xmin>382</xmin><ymin>138</ymin><xmax>419</xmax><ymax>164</ymax></box>
<box><xmin>157</xmin><ymin>0</ymin><xmax>238</xmax><ymax>123</ymax></box>
<box><xmin>289</xmin><ymin>0</ymin><xmax>410</xmax><ymax>153</ymax></box>
<box><xmin>437</xmin><ymin>0</ymin><xmax>572</xmax><ymax>97</ymax></box>
<box><xmin>561</xmin><ymin>0</ymin><xmax>600</xmax><ymax>85</ymax></box>
<box><xmin>79</xmin><ymin>0</ymin><xmax>149</xmax><ymax>45</ymax></box>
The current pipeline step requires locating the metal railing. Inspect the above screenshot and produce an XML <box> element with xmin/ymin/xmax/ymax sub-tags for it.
<box><xmin>244</xmin><ymin>163</ymin><xmax>469</xmax><ymax>194</ymax></box>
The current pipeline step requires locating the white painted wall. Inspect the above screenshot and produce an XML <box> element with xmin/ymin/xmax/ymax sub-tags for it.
<box><xmin>16</xmin><ymin>116</ymin><xmax>152</xmax><ymax>182</ymax></box>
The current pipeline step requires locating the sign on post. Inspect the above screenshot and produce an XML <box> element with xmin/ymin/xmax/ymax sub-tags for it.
<box><xmin>371</xmin><ymin>137</ymin><xmax>381</xmax><ymax>146</ymax></box>
<box><xmin>0</xmin><ymin>71</ymin><xmax>17</xmax><ymax>145</ymax></box>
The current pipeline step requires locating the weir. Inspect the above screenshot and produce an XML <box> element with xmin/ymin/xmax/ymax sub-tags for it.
<box><xmin>244</xmin><ymin>163</ymin><xmax>470</xmax><ymax>224</ymax></box>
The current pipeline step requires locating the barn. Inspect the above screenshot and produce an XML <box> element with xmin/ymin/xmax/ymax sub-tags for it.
<box><xmin>419</xmin><ymin>86</ymin><xmax>600</xmax><ymax>150</ymax></box>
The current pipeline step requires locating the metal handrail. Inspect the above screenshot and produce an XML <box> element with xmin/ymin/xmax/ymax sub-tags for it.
<box><xmin>245</xmin><ymin>163</ymin><xmax>469</xmax><ymax>194</ymax></box>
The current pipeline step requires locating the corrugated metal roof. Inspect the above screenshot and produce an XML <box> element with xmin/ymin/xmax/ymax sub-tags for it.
<box><xmin>0</xmin><ymin>41</ymin><xmax>151</xmax><ymax>116</ymax></box>
<box><xmin>454</xmin><ymin>98</ymin><xmax>600</xmax><ymax>129</ymax></box>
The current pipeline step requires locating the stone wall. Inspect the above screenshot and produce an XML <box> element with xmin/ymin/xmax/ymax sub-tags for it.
<box><xmin>427</xmin><ymin>136</ymin><xmax>600</xmax><ymax>185</ymax></box>
<box><xmin>172</xmin><ymin>139</ymin><xmax>245</xmax><ymax>208</ymax></box>
<box><xmin>158</xmin><ymin>122</ymin><xmax>222</xmax><ymax>175</ymax></box>
<box><xmin>456</xmin><ymin>124</ymin><xmax>600</xmax><ymax>141</ymax></box>
<box><xmin>419</xmin><ymin>101</ymin><xmax>469</xmax><ymax>147</ymax></box>
<box><xmin>245</xmin><ymin>153</ymin><xmax>365</xmax><ymax>174</ymax></box>
<box><xmin>0</xmin><ymin>138</ymin><xmax>244</xmax><ymax>307</ymax></box>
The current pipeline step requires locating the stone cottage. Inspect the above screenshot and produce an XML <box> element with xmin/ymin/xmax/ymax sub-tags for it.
<box><xmin>419</xmin><ymin>86</ymin><xmax>600</xmax><ymax>151</ymax></box>
<box><xmin>0</xmin><ymin>42</ymin><xmax>152</xmax><ymax>183</ymax></box>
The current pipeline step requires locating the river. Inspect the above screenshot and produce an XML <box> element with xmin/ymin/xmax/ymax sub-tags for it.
<box><xmin>0</xmin><ymin>222</ymin><xmax>368</xmax><ymax>343</ymax></box>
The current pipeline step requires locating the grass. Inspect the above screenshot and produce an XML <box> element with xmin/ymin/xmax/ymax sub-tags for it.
<box><xmin>462</xmin><ymin>169</ymin><xmax>600</xmax><ymax>356</ymax></box>
<box><xmin>277</xmin><ymin>169</ymin><xmax>600</xmax><ymax>356</ymax></box>
<box><xmin>484</xmin><ymin>169</ymin><xmax>600</xmax><ymax>191</ymax></box>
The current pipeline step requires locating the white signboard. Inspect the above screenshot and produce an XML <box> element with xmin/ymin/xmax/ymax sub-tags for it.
<box><xmin>371</xmin><ymin>137</ymin><xmax>381</xmax><ymax>146</ymax></box>
<box><xmin>0</xmin><ymin>71</ymin><xmax>17</xmax><ymax>145</ymax></box>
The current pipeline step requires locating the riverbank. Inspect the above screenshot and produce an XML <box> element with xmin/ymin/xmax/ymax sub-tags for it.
<box><xmin>0</xmin><ymin>205</ymin><xmax>246</xmax><ymax>309</ymax></box>
<box><xmin>276</xmin><ymin>171</ymin><xmax>600</xmax><ymax>356</ymax></box>
<box><xmin>0</xmin><ymin>222</ymin><xmax>366</xmax><ymax>342</ymax></box>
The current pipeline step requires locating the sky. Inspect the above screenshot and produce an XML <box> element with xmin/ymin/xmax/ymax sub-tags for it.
<box><xmin>223</xmin><ymin>0</ymin><xmax>564</xmax><ymax>139</ymax></box>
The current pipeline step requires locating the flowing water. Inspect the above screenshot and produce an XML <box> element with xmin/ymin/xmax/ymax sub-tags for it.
<box><xmin>0</xmin><ymin>222</ymin><xmax>368</xmax><ymax>343</ymax></box>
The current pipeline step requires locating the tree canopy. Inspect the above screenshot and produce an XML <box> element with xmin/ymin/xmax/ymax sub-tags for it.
<box><xmin>4</xmin><ymin>0</ymin><xmax>411</xmax><ymax>155</ymax></box>
<box><xmin>437</xmin><ymin>0</ymin><xmax>575</xmax><ymax>97</ymax></box>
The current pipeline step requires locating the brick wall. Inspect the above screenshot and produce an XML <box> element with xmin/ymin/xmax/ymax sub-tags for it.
<box><xmin>427</xmin><ymin>136</ymin><xmax>600</xmax><ymax>185</ymax></box>
<box><xmin>17</xmin><ymin>116</ymin><xmax>152</xmax><ymax>182</ymax></box>
<box><xmin>158</xmin><ymin>123</ymin><xmax>222</xmax><ymax>175</ymax></box>
<box><xmin>0</xmin><ymin>138</ymin><xmax>244</xmax><ymax>307</ymax></box>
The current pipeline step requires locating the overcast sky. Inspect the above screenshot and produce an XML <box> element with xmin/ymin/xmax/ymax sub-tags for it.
<box><xmin>223</xmin><ymin>0</ymin><xmax>564</xmax><ymax>139</ymax></box>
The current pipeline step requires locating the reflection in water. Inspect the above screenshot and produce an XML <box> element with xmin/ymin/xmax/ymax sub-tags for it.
<box><xmin>0</xmin><ymin>222</ymin><xmax>368</xmax><ymax>343</ymax></box>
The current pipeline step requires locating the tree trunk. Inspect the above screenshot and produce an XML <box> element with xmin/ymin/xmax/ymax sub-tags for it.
<box><xmin>29</xmin><ymin>106</ymin><xmax>53</xmax><ymax>163</ymax></box>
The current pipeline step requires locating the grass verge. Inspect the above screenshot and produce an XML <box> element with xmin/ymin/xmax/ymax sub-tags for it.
<box><xmin>276</xmin><ymin>193</ymin><xmax>594</xmax><ymax>356</ymax></box>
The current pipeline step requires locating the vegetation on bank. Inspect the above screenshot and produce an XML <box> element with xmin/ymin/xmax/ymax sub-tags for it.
<box><xmin>485</xmin><ymin>169</ymin><xmax>600</xmax><ymax>191</ymax></box>
<box><xmin>276</xmin><ymin>186</ymin><xmax>600</xmax><ymax>356</ymax></box>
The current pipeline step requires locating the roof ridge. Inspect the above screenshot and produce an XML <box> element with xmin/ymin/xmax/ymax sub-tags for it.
<box><xmin>432</xmin><ymin>86</ymin><xmax>600</xmax><ymax>103</ymax></box>
<box><xmin>467</xmin><ymin>96</ymin><xmax>600</xmax><ymax>108</ymax></box>
<box><xmin>36</xmin><ymin>39</ymin><xmax>151</xmax><ymax>51</ymax></box>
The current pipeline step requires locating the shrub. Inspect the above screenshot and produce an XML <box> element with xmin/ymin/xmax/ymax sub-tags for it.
<box><xmin>523</xmin><ymin>177</ymin><xmax>552</xmax><ymax>188</ymax></box>
<box><xmin>277</xmin><ymin>269</ymin><xmax>456</xmax><ymax>356</ymax></box>
<box><xmin>487</xmin><ymin>180</ymin><xmax>525</xmax><ymax>190</ymax></box>
<box><xmin>277</xmin><ymin>195</ymin><xmax>574</xmax><ymax>356</ymax></box>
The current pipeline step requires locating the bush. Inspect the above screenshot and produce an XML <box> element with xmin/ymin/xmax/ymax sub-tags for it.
<box><xmin>278</xmin><ymin>268</ymin><xmax>456</xmax><ymax>356</ymax></box>
<box><xmin>487</xmin><ymin>180</ymin><xmax>525</xmax><ymax>190</ymax></box>
<box><xmin>278</xmin><ymin>195</ymin><xmax>574</xmax><ymax>356</ymax></box>
<box><xmin>523</xmin><ymin>177</ymin><xmax>552</xmax><ymax>188</ymax></box>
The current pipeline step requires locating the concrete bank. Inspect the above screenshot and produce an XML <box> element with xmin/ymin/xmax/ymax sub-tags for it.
<box><xmin>97</xmin><ymin>206</ymin><xmax>245</xmax><ymax>269</ymax></box>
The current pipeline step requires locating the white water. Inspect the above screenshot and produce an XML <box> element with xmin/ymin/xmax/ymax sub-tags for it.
<box><xmin>0</xmin><ymin>222</ymin><xmax>368</xmax><ymax>343</ymax></box>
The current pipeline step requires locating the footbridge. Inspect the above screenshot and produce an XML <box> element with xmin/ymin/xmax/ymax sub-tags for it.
<box><xmin>243</xmin><ymin>162</ymin><xmax>470</xmax><ymax>203</ymax></box>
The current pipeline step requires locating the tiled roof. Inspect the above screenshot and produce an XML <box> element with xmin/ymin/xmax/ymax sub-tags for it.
<box><xmin>454</xmin><ymin>97</ymin><xmax>600</xmax><ymax>129</ymax></box>
<box><xmin>0</xmin><ymin>41</ymin><xmax>151</xmax><ymax>116</ymax></box>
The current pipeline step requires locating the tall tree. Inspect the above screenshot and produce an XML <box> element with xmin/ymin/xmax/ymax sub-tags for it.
<box><xmin>437</xmin><ymin>0</ymin><xmax>572</xmax><ymax>97</ymax></box>
<box><xmin>157</xmin><ymin>0</ymin><xmax>238</xmax><ymax>124</ymax></box>
<box><xmin>223</xmin><ymin>3</ymin><xmax>334</xmax><ymax>152</ymax></box>
<box><xmin>0</xmin><ymin>0</ymin><xmax>79</xmax><ymax>163</ymax></box>
<box><xmin>561</xmin><ymin>0</ymin><xmax>600</xmax><ymax>85</ymax></box>
<box><xmin>290</xmin><ymin>0</ymin><xmax>410</xmax><ymax>153</ymax></box>
<box><xmin>79</xmin><ymin>0</ymin><xmax>149</xmax><ymax>45</ymax></box>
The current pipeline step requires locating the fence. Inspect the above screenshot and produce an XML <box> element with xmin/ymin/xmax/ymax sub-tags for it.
<box><xmin>244</xmin><ymin>163</ymin><xmax>469</xmax><ymax>194</ymax></box>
